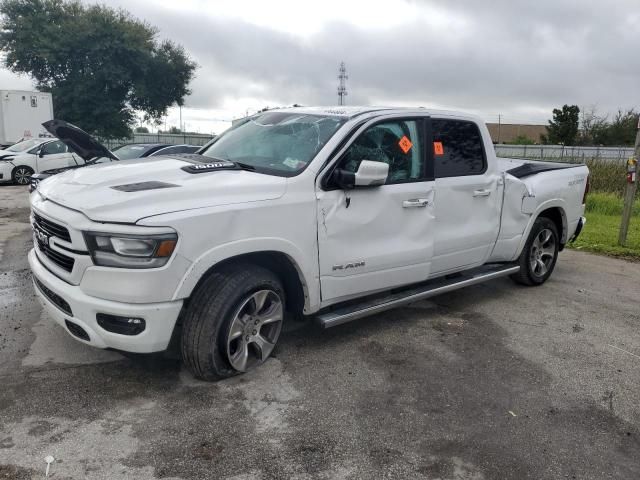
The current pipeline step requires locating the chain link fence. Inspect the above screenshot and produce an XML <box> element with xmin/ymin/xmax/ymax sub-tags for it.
<box><xmin>495</xmin><ymin>145</ymin><xmax>634</xmax><ymax>196</ymax></box>
<box><xmin>100</xmin><ymin>133</ymin><xmax>215</xmax><ymax>150</ymax></box>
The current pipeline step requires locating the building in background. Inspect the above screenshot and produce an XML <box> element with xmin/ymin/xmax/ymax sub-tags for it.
<box><xmin>0</xmin><ymin>90</ymin><xmax>54</xmax><ymax>147</ymax></box>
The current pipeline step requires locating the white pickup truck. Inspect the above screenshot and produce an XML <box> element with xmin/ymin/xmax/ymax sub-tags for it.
<box><xmin>29</xmin><ymin>107</ymin><xmax>589</xmax><ymax>380</ymax></box>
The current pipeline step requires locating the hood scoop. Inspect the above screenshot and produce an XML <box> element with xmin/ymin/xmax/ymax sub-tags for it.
<box><xmin>111</xmin><ymin>181</ymin><xmax>180</xmax><ymax>192</ymax></box>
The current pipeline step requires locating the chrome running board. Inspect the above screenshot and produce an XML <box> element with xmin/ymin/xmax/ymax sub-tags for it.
<box><xmin>314</xmin><ymin>264</ymin><xmax>520</xmax><ymax>328</ymax></box>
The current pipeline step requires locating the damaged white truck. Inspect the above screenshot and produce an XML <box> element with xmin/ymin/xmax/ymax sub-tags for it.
<box><xmin>29</xmin><ymin>107</ymin><xmax>589</xmax><ymax>380</ymax></box>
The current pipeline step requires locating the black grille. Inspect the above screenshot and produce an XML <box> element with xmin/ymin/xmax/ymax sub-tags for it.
<box><xmin>35</xmin><ymin>236</ymin><xmax>75</xmax><ymax>272</ymax></box>
<box><xmin>32</xmin><ymin>213</ymin><xmax>75</xmax><ymax>272</ymax></box>
<box><xmin>33</xmin><ymin>213</ymin><xmax>71</xmax><ymax>242</ymax></box>
<box><xmin>34</xmin><ymin>277</ymin><xmax>73</xmax><ymax>316</ymax></box>
<box><xmin>65</xmin><ymin>320</ymin><xmax>90</xmax><ymax>341</ymax></box>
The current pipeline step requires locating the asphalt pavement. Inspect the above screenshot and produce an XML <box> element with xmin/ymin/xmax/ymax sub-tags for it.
<box><xmin>1</xmin><ymin>184</ymin><xmax>639</xmax><ymax>480</ymax></box>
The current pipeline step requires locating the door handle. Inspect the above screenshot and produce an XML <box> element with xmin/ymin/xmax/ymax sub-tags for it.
<box><xmin>473</xmin><ymin>189</ymin><xmax>491</xmax><ymax>197</ymax></box>
<box><xmin>403</xmin><ymin>198</ymin><xmax>430</xmax><ymax>208</ymax></box>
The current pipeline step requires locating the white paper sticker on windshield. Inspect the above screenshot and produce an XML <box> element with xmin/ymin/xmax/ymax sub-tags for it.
<box><xmin>283</xmin><ymin>157</ymin><xmax>304</xmax><ymax>169</ymax></box>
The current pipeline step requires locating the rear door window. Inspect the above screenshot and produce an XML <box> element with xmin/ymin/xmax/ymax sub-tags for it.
<box><xmin>432</xmin><ymin>119</ymin><xmax>486</xmax><ymax>177</ymax></box>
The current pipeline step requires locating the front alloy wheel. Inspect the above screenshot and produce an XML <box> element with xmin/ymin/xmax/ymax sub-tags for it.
<box><xmin>180</xmin><ymin>263</ymin><xmax>286</xmax><ymax>381</ymax></box>
<box><xmin>13</xmin><ymin>166</ymin><xmax>33</xmax><ymax>185</ymax></box>
<box><xmin>226</xmin><ymin>289</ymin><xmax>283</xmax><ymax>372</ymax></box>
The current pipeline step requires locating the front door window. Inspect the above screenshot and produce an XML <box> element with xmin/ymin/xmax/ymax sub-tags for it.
<box><xmin>340</xmin><ymin>120</ymin><xmax>424</xmax><ymax>184</ymax></box>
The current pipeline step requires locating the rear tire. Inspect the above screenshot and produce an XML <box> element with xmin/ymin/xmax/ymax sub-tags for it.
<box><xmin>510</xmin><ymin>217</ymin><xmax>559</xmax><ymax>286</ymax></box>
<box><xmin>181</xmin><ymin>263</ymin><xmax>285</xmax><ymax>381</ymax></box>
<box><xmin>12</xmin><ymin>166</ymin><xmax>34</xmax><ymax>185</ymax></box>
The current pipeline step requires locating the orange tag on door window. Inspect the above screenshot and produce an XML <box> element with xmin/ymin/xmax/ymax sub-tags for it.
<box><xmin>398</xmin><ymin>135</ymin><xmax>413</xmax><ymax>154</ymax></box>
<box><xmin>434</xmin><ymin>141</ymin><xmax>444</xmax><ymax>155</ymax></box>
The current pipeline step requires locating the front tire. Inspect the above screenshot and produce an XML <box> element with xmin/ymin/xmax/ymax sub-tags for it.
<box><xmin>510</xmin><ymin>217</ymin><xmax>559</xmax><ymax>286</ymax></box>
<box><xmin>181</xmin><ymin>263</ymin><xmax>285</xmax><ymax>381</ymax></box>
<box><xmin>12</xmin><ymin>166</ymin><xmax>34</xmax><ymax>185</ymax></box>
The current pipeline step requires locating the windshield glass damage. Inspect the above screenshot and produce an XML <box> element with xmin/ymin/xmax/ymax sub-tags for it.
<box><xmin>200</xmin><ymin>112</ymin><xmax>346</xmax><ymax>176</ymax></box>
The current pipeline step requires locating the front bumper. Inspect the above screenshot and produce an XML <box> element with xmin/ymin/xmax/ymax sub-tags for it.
<box><xmin>29</xmin><ymin>249</ymin><xmax>183</xmax><ymax>353</ymax></box>
<box><xmin>0</xmin><ymin>161</ymin><xmax>14</xmax><ymax>183</ymax></box>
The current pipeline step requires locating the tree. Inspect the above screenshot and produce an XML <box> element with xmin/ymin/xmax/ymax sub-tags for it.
<box><xmin>0</xmin><ymin>0</ymin><xmax>197</xmax><ymax>138</ymax></box>
<box><xmin>576</xmin><ymin>107</ymin><xmax>638</xmax><ymax>146</ymax></box>
<box><xmin>577</xmin><ymin>106</ymin><xmax>608</xmax><ymax>146</ymax></box>
<box><xmin>135</xmin><ymin>126</ymin><xmax>149</xmax><ymax>133</ymax></box>
<box><xmin>510</xmin><ymin>134</ymin><xmax>535</xmax><ymax>145</ymax></box>
<box><xmin>543</xmin><ymin>105</ymin><xmax>580</xmax><ymax>145</ymax></box>
<box><xmin>604</xmin><ymin>109</ymin><xmax>638</xmax><ymax>146</ymax></box>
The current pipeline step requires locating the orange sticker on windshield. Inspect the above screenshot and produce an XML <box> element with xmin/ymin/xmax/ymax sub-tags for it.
<box><xmin>434</xmin><ymin>141</ymin><xmax>444</xmax><ymax>155</ymax></box>
<box><xmin>398</xmin><ymin>135</ymin><xmax>413</xmax><ymax>154</ymax></box>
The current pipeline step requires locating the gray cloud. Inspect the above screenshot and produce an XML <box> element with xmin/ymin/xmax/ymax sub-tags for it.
<box><xmin>2</xmin><ymin>0</ymin><xmax>638</xmax><ymax>124</ymax></box>
<box><xmin>138</xmin><ymin>0</ymin><xmax>640</xmax><ymax>122</ymax></box>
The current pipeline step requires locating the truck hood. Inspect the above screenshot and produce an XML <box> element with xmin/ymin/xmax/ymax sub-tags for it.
<box><xmin>36</xmin><ymin>156</ymin><xmax>287</xmax><ymax>223</ymax></box>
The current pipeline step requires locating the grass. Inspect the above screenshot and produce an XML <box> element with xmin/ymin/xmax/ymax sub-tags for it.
<box><xmin>584</xmin><ymin>191</ymin><xmax>640</xmax><ymax>216</ymax></box>
<box><xmin>567</xmin><ymin>192</ymin><xmax>640</xmax><ymax>260</ymax></box>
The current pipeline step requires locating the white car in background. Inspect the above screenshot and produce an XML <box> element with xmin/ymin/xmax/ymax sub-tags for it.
<box><xmin>0</xmin><ymin>137</ymin><xmax>49</xmax><ymax>159</ymax></box>
<box><xmin>0</xmin><ymin>137</ymin><xmax>82</xmax><ymax>185</ymax></box>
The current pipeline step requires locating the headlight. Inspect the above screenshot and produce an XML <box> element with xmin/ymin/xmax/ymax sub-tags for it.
<box><xmin>29</xmin><ymin>178</ymin><xmax>39</xmax><ymax>193</ymax></box>
<box><xmin>83</xmin><ymin>232</ymin><xmax>178</xmax><ymax>269</ymax></box>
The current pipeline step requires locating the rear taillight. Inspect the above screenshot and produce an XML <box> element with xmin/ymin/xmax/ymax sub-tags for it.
<box><xmin>582</xmin><ymin>174</ymin><xmax>590</xmax><ymax>204</ymax></box>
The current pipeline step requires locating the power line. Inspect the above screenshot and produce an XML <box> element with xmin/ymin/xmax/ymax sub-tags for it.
<box><xmin>337</xmin><ymin>61</ymin><xmax>348</xmax><ymax>106</ymax></box>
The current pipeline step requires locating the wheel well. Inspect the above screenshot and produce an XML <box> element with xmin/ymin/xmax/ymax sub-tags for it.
<box><xmin>538</xmin><ymin>207</ymin><xmax>566</xmax><ymax>247</ymax></box>
<box><xmin>12</xmin><ymin>165</ymin><xmax>34</xmax><ymax>174</ymax></box>
<box><xmin>190</xmin><ymin>251</ymin><xmax>307</xmax><ymax>316</ymax></box>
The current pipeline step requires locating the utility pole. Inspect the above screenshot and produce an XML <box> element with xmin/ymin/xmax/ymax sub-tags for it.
<box><xmin>618</xmin><ymin>116</ymin><xmax>640</xmax><ymax>246</ymax></box>
<box><xmin>179</xmin><ymin>105</ymin><xmax>183</xmax><ymax>133</ymax></box>
<box><xmin>497</xmin><ymin>114</ymin><xmax>502</xmax><ymax>144</ymax></box>
<box><xmin>337</xmin><ymin>61</ymin><xmax>348</xmax><ymax>106</ymax></box>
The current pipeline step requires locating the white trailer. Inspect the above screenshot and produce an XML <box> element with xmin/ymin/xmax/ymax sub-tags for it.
<box><xmin>0</xmin><ymin>90</ymin><xmax>54</xmax><ymax>147</ymax></box>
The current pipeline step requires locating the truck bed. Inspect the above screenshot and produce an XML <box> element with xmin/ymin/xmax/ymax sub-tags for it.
<box><xmin>496</xmin><ymin>157</ymin><xmax>585</xmax><ymax>179</ymax></box>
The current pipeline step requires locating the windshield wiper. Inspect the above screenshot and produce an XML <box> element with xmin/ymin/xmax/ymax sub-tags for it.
<box><xmin>233</xmin><ymin>161</ymin><xmax>256</xmax><ymax>171</ymax></box>
<box><xmin>202</xmin><ymin>155</ymin><xmax>256</xmax><ymax>171</ymax></box>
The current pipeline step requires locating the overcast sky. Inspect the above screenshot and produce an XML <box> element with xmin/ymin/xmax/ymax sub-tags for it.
<box><xmin>1</xmin><ymin>0</ymin><xmax>638</xmax><ymax>134</ymax></box>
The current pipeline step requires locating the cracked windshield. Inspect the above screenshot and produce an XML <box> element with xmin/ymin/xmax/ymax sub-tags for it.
<box><xmin>200</xmin><ymin>112</ymin><xmax>345</xmax><ymax>175</ymax></box>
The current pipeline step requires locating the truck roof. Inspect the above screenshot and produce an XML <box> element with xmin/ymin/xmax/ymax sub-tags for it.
<box><xmin>268</xmin><ymin>106</ymin><xmax>483</xmax><ymax>123</ymax></box>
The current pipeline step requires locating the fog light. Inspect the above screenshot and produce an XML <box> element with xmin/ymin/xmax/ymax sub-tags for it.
<box><xmin>96</xmin><ymin>313</ymin><xmax>146</xmax><ymax>335</ymax></box>
<box><xmin>65</xmin><ymin>320</ymin><xmax>90</xmax><ymax>341</ymax></box>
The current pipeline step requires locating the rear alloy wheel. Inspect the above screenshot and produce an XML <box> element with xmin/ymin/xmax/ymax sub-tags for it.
<box><xmin>529</xmin><ymin>228</ymin><xmax>556</xmax><ymax>277</ymax></box>
<box><xmin>12</xmin><ymin>166</ymin><xmax>34</xmax><ymax>185</ymax></box>
<box><xmin>510</xmin><ymin>217</ymin><xmax>559</xmax><ymax>286</ymax></box>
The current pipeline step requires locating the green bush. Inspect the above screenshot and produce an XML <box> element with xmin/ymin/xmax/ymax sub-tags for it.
<box><xmin>584</xmin><ymin>158</ymin><xmax>628</xmax><ymax>195</ymax></box>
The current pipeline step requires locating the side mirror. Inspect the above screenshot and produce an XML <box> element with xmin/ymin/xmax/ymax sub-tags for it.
<box><xmin>332</xmin><ymin>160</ymin><xmax>389</xmax><ymax>189</ymax></box>
<box><xmin>38</xmin><ymin>148</ymin><xmax>44</xmax><ymax>158</ymax></box>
